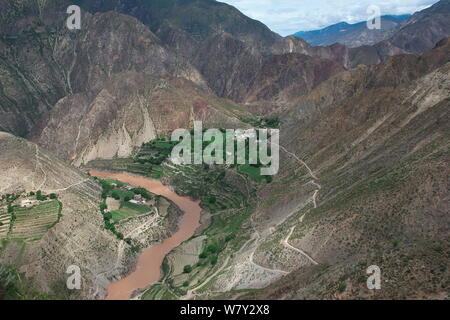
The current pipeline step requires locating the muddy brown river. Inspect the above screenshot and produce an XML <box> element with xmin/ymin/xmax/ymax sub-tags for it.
<box><xmin>89</xmin><ymin>171</ymin><xmax>202</xmax><ymax>300</ymax></box>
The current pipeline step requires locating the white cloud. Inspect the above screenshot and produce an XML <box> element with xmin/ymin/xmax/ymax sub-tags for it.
<box><xmin>220</xmin><ymin>0</ymin><xmax>440</xmax><ymax>35</ymax></box>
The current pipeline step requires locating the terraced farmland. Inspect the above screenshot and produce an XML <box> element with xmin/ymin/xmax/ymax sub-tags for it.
<box><xmin>0</xmin><ymin>208</ymin><xmax>10</xmax><ymax>238</ymax></box>
<box><xmin>110</xmin><ymin>201</ymin><xmax>151</xmax><ymax>223</ymax></box>
<box><xmin>8</xmin><ymin>200</ymin><xmax>61</xmax><ymax>241</ymax></box>
<box><xmin>85</xmin><ymin>158</ymin><xmax>163</xmax><ymax>179</ymax></box>
<box><xmin>141</xmin><ymin>283</ymin><xmax>178</xmax><ymax>300</ymax></box>
<box><xmin>162</xmin><ymin>162</ymin><xmax>250</xmax><ymax>213</ymax></box>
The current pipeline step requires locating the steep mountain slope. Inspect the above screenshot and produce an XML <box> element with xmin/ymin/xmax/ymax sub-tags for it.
<box><xmin>190</xmin><ymin>32</ymin><xmax>354</xmax><ymax>107</ymax></box>
<box><xmin>235</xmin><ymin>38</ymin><xmax>450</xmax><ymax>299</ymax></box>
<box><xmin>0</xmin><ymin>0</ymin><xmax>205</xmax><ymax>136</ymax></box>
<box><xmin>374</xmin><ymin>0</ymin><xmax>450</xmax><ymax>59</ymax></box>
<box><xmin>1</xmin><ymin>1</ymin><xmax>255</xmax><ymax>166</ymax></box>
<box><xmin>0</xmin><ymin>132</ymin><xmax>186</xmax><ymax>299</ymax></box>
<box><xmin>0</xmin><ymin>0</ymin><xmax>71</xmax><ymax>136</ymax></box>
<box><xmin>73</xmin><ymin>0</ymin><xmax>282</xmax><ymax>54</ymax></box>
<box><xmin>30</xmin><ymin>72</ymin><xmax>251</xmax><ymax>165</ymax></box>
<box><xmin>268</xmin><ymin>0</ymin><xmax>450</xmax><ymax>110</ymax></box>
<box><xmin>379</xmin><ymin>0</ymin><xmax>450</xmax><ymax>54</ymax></box>
<box><xmin>191</xmin><ymin>32</ymin><xmax>263</xmax><ymax>102</ymax></box>
<box><xmin>3</xmin><ymin>0</ymin><xmax>448</xmax><ymax>130</ymax></box>
<box><xmin>74</xmin><ymin>0</ymin><xmax>450</xmax><ymax>110</ymax></box>
<box><xmin>243</xmin><ymin>53</ymin><xmax>344</xmax><ymax>106</ymax></box>
<box><xmin>72</xmin><ymin>0</ymin><xmax>356</xmax><ymax>105</ymax></box>
<box><xmin>294</xmin><ymin>15</ymin><xmax>411</xmax><ymax>47</ymax></box>
<box><xmin>190</xmin><ymin>0</ymin><xmax>449</xmax><ymax>105</ymax></box>
<box><xmin>0</xmin><ymin>131</ymin><xmax>114</xmax><ymax>299</ymax></box>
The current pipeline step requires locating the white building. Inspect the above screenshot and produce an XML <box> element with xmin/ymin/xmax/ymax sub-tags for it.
<box><xmin>20</xmin><ymin>199</ymin><xmax>36</xmax><ymax>208</ymax></box>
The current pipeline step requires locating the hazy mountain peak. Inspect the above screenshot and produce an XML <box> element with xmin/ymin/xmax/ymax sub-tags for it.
<box><xmin>293</xmin><ymin>14</ymin><xmax>411</xmax><ymax>47</ymax></box>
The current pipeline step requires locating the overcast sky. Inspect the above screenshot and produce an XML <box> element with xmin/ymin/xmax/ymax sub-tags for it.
<box><xmin>221</xmin><ymin>0</ymin><xmax>440</xmax><ymax>35</ymax></box>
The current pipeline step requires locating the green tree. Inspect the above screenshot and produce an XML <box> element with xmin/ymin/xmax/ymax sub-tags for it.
<box><xmin>116</xmin><ymin>232</ymin><xmax>124</xmax><ymax>240</ymax></box>
<box><xmin>207</xmin><ymin>244</ymin><xmax>218</xmax><ymax>254</ymax></box>
<box><xmin>111</xmin><ymin>191</ymin><xmax>120</xmax><ymax>200</ymax></box>
<box><xmin>103</xmin><ymin>212</ymin><xmax>112</xmax><ymax>221</ymax></box>
<box><xmin>225</xmin><ymin>234</ymin><xmax>234</xmax><ymax>242</ymax></box>
<box><xmin>207</xmin><ymin>195</ymin><xmax>216</xmax><ymax>204</ymax></box>
<box><xmin>99</xmin><ymin>203</ymin><xmax>107</xmax><ymax>212</ymax></box>
<box><xmin>183</xmin><ymin>265</ymin><xmax>192</xmax><ymax>273</ymax></box>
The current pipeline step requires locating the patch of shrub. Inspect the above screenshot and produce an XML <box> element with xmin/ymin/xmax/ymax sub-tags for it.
<box><xmin>131</xmin><ymin>188</ymin><xmax>152</xmax><ymax>200</ymax></box>
<box><xmin>207</xmin><ymin>244</ymin><xmax>218</xmax><ymax>254</ymax></box>
<box><xmin>111</xmin><ymin>191</ymin><xmax>120</xmax><ymax>200</ymax></box>
<box><xmin>36</xmin><ymin>190</ymin><xmax>44</xmax><ymax>201</ymax></box>
<box><xmin>99</xmin><ymin>203</ymin><xmax>107</xmax><ymax>213</ymax></box>
<box><xmin>183</xmin><ymin>265</ymin><xmax>192</xmax><ymax>273</ymax></box>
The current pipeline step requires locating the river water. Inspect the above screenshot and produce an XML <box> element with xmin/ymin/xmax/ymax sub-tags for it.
<box><xmin>89</xmin><ymin>170</ymin><xmax>202</xmax><ymax>300</ymax></box>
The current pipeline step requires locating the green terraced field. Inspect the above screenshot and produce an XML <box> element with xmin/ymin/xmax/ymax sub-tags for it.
<box><xmin>0</xmin><ymin>208</ymin><xmax>10</xmax><ymax>238</ymax></box>
<box><xmin>110</xmin><ymin>201</ymin><xmax>151</xmax><ymax>223</ymax></box>
<box><xmin>86</xmin><ymin>158</ymin><xmax>162</xmax><ymax>179</ymax></box>
<box><xmin>238</xmin><ymin>164</ymin><xmax>264</xmax><ymax>182</ymax></box>
<box><xmin>110</xmin><ymin>189</ymin><xmax>135</xmax><ymax>200</ymax></box>
<box><xmin>8</xmin><ymin>200</ymin><xmax>61</xmax><ymax>241</ymax></box>
<box><xmin>141</xmin><ymin>283</ymin><xmax>178</xmax><ymax>300</ymax></box>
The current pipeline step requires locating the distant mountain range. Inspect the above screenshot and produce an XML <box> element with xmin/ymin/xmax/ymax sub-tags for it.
<box><xmin>293</xmin><ymin>15</ymin><xmax>411</xmax><ymax>47</ymax></box>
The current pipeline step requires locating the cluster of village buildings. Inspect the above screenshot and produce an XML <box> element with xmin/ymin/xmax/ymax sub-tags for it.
<box><xmin>114</xmin><ymin>184</ymin><xmax>147</xmax><ymax>205</ymax></box>
<box><xmin>20</xmin><ymin>199</ymin><xmax>39</xmax><ymax>208</ymax></box>
<box><xmin>129</xmin><ymin>194</ymin><xmax>147</xmax><ymax>205</ymax></box>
